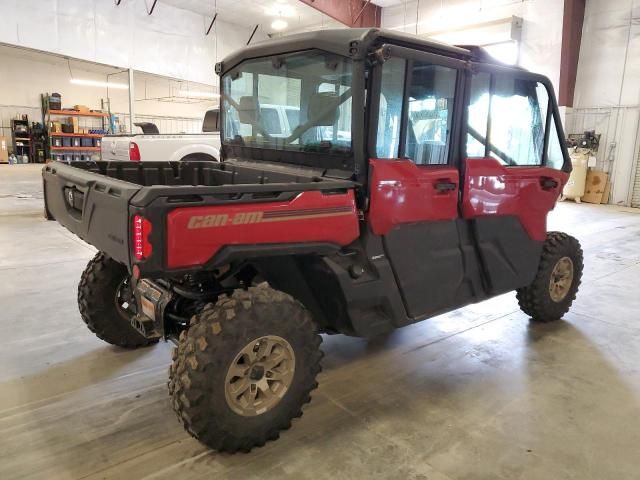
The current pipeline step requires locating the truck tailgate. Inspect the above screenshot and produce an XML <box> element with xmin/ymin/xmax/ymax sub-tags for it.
<box><xmin>101</xmin><ymin>136</ymin><xmax>132</xmax><ymax>161</ymax></box>
<box><xmin>43</xmin><ymin>162</ymin><xmax>141</xmax><ymax>265</ymax></box>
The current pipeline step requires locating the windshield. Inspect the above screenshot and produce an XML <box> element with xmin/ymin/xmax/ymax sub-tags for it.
<box><xmin>222</xmin><ymin>50</ymin><xmax>353</xmax><ymax>156</ymax></box>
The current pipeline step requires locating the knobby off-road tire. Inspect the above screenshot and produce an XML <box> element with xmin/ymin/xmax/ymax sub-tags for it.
<box><xmin>78</xmin><ymin>252</ymin><xmax>158</xmax><ymax>348</ymax></box>
<box><xmin>168</xmin><ymin>285</ymin><xmax>322</xmax><ymax>453</ymax></box>
<box><xmin>517</xmin><ymin>232</ymin><xmax>583</xmax><ymax>322</ymax></box>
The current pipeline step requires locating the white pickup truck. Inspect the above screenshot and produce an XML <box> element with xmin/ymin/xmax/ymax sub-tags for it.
<box><xmin>101</xmin><ymin>109</ymin><xmax>221</xmax><ymax>162</ymax></box>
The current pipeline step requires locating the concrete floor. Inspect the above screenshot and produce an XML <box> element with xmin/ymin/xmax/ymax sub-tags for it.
<box><xmin>1</xmin><ymin>163</ymin><xmax>640</xmax><ymax>480</ymax></box>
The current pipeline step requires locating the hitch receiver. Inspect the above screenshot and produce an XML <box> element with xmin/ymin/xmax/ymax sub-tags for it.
<box><xmin>132</xmin><ymin>279</ymin><xmax>172</xmax><ymax>339</ymax></box>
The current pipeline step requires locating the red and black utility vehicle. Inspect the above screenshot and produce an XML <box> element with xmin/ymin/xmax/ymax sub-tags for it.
<box><xmin>43</xmin><ymin>29</ymin><xmax>582</xmax><ymax>453</ymax></box>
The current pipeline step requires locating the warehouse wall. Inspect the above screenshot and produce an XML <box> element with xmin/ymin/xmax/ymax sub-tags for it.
<box><xmin>381</xmin><ymin>0</ymin><xmax>565</xmax><ymax>94</ymax></box>
<box><xmin>0</xmin><ymin>0</ymin><xmax>267</xmax><ymax>85</ymax></box>
<box><xmin>0</xmin><ymin>47</ymin><xmax>217</xmax><ymax>136</ymax></box>
<box><xmin>568</xmin><ymin>0</ymin><xmax>640</xmax><ymax>206</ymax></box>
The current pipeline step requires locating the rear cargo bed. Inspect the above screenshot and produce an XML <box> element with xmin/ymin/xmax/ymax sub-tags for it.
<box><xmin>43</xmin><ymin>160</ymin><xmax>356</xmax><ymax>270</ymax></box>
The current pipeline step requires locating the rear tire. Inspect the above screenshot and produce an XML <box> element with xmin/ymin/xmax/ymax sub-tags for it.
<box><xmin>168</xmin><ymin>285</ymin><xmax>322</xmax><ymax>453</ymax></box>
<box><xmin>517</xmin><ymin>232</ymin><xmax>583</xmax><ymax>322</ymax></box>
<box><xmin>78</xmin><ymin>252</ymin><xmax>158</xmax><ymax>348</ymax></box>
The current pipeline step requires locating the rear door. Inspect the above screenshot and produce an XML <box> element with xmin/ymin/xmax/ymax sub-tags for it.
<box><xmin>461</xmin><ymin>66</ymin><xmax>571</xmax><ymax>294</ymax></box>
<box><xmin>368</xmin><ymin>46</ymin><xmax>480</xmax><ymax>320</ymax></box>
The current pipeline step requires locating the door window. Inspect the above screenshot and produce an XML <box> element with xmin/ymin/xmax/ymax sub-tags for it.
<box><xmin>466</xmin><ymin>72</ymin><xmax>490</xmax><ymax>157</ymax></box>
<box><xmin>466</xmin><ymin>72</ymin><xmax>565</xmax><ymax>169</ymax></box>
<box><xmin>375</xmin><ymin>58</ymin><xmax>458</xmax><ymax>165</ymax></box>
<box><xmin>376</xmin><ymin>58</ymin><xmax>406</xmax><ymax>158</ymax></box>
<box><xmin>546</xmin><ymin>115</ymin><xmax>565</xmax><ymax>170</ymax></box>
<box><xmin>489</xmin><ymin>76</ymin><xmax>545</xmax><ymax>165</ymax></box>
<box><xmin>404</xmin><ymin>63</ymin><xmax>457</xmax><ymax>165</ymax></box>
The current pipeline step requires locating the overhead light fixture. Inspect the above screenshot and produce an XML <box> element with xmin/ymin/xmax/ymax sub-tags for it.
<box><xmin>176</xmin><ymin>90</ymin><xmax>220</xmax><ymax>99</ymax></box>
<box><xmin>70</xmin><ymin>78</ymin><xmax>129</xmax><ymax>89</ymax></box>
<box><xmin>271</xmin><ymin>19</ymin><xmax>288</xmax><ymax>31</ymax></box>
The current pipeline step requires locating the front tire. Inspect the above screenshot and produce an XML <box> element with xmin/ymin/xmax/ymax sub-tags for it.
<box><xmin>517</xmin><ymin>232</ymin><xmax>583</xmax><ymax>322</ymax></box>
<box><xmin>168</xmin><ymin>285</ymin><xmax>322</xmax><ymax>453</ymax></box>
<box><xmin>78</xmin><ymin>252</ymin><xmax>158</xmax><ymax>348</ymax></box>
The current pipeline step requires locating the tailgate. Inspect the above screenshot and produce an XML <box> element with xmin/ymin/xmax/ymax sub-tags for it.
<box><xmin>43</xmin><ymin>162</ymin><xmax>141</xmax><ymax>266</ymax></box>
<box><xmin>101</xmin><ymin>136</ymin><xmax>132</xmax><ymax>161</ymax></box>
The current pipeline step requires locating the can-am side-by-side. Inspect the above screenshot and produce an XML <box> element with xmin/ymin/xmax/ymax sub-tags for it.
<box><xmin>43</xmin><ymin>28</ymin><xmax>582</xmax><ymax>452</ymax></box>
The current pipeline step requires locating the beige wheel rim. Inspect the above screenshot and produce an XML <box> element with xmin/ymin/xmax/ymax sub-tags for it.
<box><xmin>224</xmin><ymin>336</ymin><xmax>295</xmax><ymax>416</ymax></box>
<box><xmin>549</xmin><ymin>256</ymin><xmax>574</xmax><ymax>302</ymax></box>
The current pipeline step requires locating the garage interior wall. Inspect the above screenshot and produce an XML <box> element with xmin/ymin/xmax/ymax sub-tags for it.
<box><xmin>0</xmin><ymin>0</ymin><xmax>268</xmax><ymax>84</ymax></box>
<box><xmin>381</xmin><ymin>0</ymin><xmax>565</xmax><ymax>95</ymax></box>
<box><xmin>0</xmin><ymin>0</ymin><xmax>265</xmax><ymax>136</ymax></box>
<box><xmin>0</xmin><ymin>47</ymin><xmax>219</xmax><ymax>135</ymax></box>
<box><xmin>568</xmin><ymin>0</ymin><xmax>640</xmax><ymax>206</ymax></box>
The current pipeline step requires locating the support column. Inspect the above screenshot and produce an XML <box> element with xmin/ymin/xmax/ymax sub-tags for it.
<box><xmin>128</xmin><ymin>68</ymin><xmax>136</xmax><ymax>133</ymax></box>
<box><xmin>297</xmin><ymin>0</ymin><xmax>381</xmax><ymax>28</ymax></box>
<box><xmin>558</xmin><ymin>0</ymin><xmax>586</xmax><ymax>107</ymax></box>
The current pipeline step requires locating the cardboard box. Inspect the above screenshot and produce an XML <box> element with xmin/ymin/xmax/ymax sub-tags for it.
<box><xmin>51</xmin><ymin>121</ymin><xmax>62</xmax><ymax>133</ymax></box>
<box><xmin>582</xmin><ymin>170</ymin><xmax>608</xmax><ymax>204</ymax></box>
<box><xmin>74</xmin><ymin>105</ymin><xmax>90</xmax><ymax>113</ymax></box>
<box><xmin>0</xmin><ymin>136</ymin><xmax>9</xmax><ymax>163</ymax></box>
<box><xmin>69</xmin><ymin>117</ymin><xmax>80</xmax><ymax>133</ymax></box>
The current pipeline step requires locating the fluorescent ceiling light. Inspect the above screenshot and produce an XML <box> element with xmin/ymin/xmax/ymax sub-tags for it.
<box><xmin>70</xmin><ymin>78</ymin><xmax>129</xmax><ymax>89</ymax></box>
<box><xmin>176</xmin><ymin>90</ymin><xmax>220</xmax><ymax>99</ymax></box>
<box><xmin>271</xmin><ymin>19</ymin><xmax>288</xmax><ymax>30</ymax></box>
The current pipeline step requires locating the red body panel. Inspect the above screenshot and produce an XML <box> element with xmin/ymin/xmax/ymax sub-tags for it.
<box><xmin>166</xmin><ymin>190</ymin><xmax>360</xmax><ymax>269</ymax></box>
<box><xmin>367</xmin><ymin>159</ymin><xmax>459</xmax><ymax>235</ymax></box>
<box><xmin>461</xmin><ymin>158</ymin><xmax>568</xmax><ymax>241</ymax></box>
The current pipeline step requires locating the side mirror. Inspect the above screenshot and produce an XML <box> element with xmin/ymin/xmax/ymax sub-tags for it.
<box><xmin>238</xmin><ymin>96</ymin><xmax>259</xmax><ymax>124</ymax></box>
<box><xmin>307</xmin><ymin>92</ymin><xmax>340</xmax><ymax>127</ymax></box>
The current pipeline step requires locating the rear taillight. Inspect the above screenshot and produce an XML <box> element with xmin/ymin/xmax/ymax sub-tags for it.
<box><xmin>133</xmin><ymin>215</ymin><xmax>152</xmax><ymax>260</ymax></box>
<box><xmin>129</xmin><ymin>142</ymin><xmax>141</xmax><ymax>161</ymax></box>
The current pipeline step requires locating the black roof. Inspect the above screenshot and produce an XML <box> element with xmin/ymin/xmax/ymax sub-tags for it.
<box><xmin>217</xmin><ymin>28</ymin><xmax>525</xmax><ymax>75</ymax></box>
<box><xmin>219</xmin><ymin>28</ymin><xmax>474</xmax><ymax>74</ymax></box>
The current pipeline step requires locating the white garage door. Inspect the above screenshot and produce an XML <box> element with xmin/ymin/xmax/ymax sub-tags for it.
<box><xmin>632</xmin><ymin>138</ymin><xmax>640</xmax><ymax>208</ymax></box>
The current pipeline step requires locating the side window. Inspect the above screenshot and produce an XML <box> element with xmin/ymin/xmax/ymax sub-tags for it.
<box><xmin>405</xmin><ymin>63</ymin><xmax>457</xmax><ymax>165</ymax></box>
<box><xmin>376</xmin><ymin>58</ymin><xmax>406</xmax><ymax>158</ymax></box>
<box><xmin>547</xmin><ymin>114</ymin><xmax>565</xmax><ymax>169</ymax></box>
<box><xmin>466</xmin><ymin>72</ymin><xmax>490</xmax><ymax>157</ymax></box>
<box><xmin>489</xmin><ymin>76</ymin><xmax>545</xmax><ymax>166</ymax></box>
<box><xmin>466</xmin><ymin>73</ymin><xmax>548</xmax><ymax>166</ymax></box>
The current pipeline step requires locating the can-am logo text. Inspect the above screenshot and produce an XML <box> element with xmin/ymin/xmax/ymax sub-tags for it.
<box><xmin>187</xmin><ymin>212</ymin><xmax>264</xmax><ymax>229</ymax></box>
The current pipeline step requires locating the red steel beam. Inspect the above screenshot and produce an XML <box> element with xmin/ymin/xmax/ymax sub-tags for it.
<box><xmin>558</xmin><ymin>0</ymin><xmax>586</xmax><ymax>107</ymax></box>
<box><xmin>298</xmin><ymin>0</ymin><xmax>381</xmax><ymax>28</ymax></box>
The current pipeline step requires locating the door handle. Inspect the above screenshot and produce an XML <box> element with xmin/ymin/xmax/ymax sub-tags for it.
<box><xmin>540</xmin><ymin>177</ymin><xmax>559</xmax><ymax>190</ymax></box>
<box><xmin>434</xmin><ymin>180</ymin><xmax>457</xmax><ymax>193</ymax></box>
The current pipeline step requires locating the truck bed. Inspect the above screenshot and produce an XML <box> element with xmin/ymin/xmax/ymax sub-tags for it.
<box><xmin>43</xmin><ymin>160</ymin><xmax>357</xmax><ymax>274</ymax></box>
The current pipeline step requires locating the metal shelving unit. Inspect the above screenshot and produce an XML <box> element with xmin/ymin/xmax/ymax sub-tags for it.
<box><xmin>41</xmin><ymin>94</ymin><xmax>109</xmax><ymax>162</ymax></box>
<box><xmin>11</xmin><ymin>118</ymin><xmax>31</xmax><ymax>162</ymax></box>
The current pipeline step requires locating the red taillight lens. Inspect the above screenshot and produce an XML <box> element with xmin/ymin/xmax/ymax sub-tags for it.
<box><xmin>133</xmin><ymin>215</ymin><xmax>152</xmax><ymax>260</ymax></box>
<box><xmin>129</xmin><ymin>142</ymin><xmax>141</xmax><ymax>161</ymax></box>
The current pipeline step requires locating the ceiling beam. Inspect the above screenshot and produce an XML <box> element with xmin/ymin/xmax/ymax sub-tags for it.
<box><xmin>298</xmin><ymin>0</ymin><xmax>381</xmax><ymax>28</ymax></box>
<box><xmin>558</xmin><ymin>0</ymin><xmax>586</xmax><ymax>107</ymax></box>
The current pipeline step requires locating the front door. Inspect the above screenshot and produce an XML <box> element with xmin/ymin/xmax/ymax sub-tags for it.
<box><xmin>367</xmin><ymin>48</ymin><xmax>483</xmax><ymax>320</ymax></box>
<box><xmin>461</xmin><ymin>67</ymin><xmax>571</xmax><ymax>294</ymax></box>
